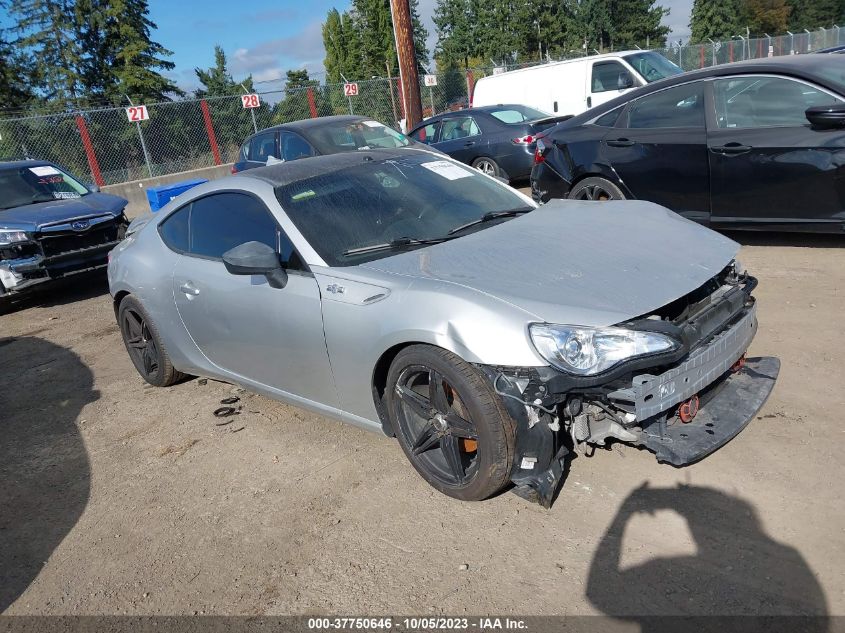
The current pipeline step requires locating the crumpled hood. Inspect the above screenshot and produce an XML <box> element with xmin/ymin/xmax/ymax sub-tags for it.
<box><xmin>0</xmin><ymin>192</ymin><xmax>127</xmax><ymax>231</ymax></box>
<box><xmin>361</xmin><ymin>199</ymin><xmax>739</xmax><ymax>326</ymax></box>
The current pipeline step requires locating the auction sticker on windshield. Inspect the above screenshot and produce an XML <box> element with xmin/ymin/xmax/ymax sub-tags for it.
<box><xmin>420</xmin><ymin>160</ymin><xmax>471</xmax><ymax>180</ymax></box>
<box><xmin>29</xmin><ymin>166</ymin><xmax>61</xmax><ymax>177</ymax></box>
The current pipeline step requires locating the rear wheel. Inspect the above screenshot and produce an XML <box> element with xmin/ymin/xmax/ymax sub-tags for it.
<box><xmin>471</xmin><ymin>157</ymin><xmax>500</xmax><ymax>178</ymax></box>
<box><xmin>386</xmin><ymin>345</ymin><xmax>515</xmax><ymax>501</ymax></box>
<box><xmin>118</xmin><ymin>294</ymin><xmax>184</xmax><ymax>387</ymax></box>
<box><xmin>568</xmin><ymin>176</ymin><xmax>625</xmax><ymax>201</ymax></box>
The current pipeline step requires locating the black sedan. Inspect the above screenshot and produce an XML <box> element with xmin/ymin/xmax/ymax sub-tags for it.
<box><xmin>531</xmin><ymin>55</ymin><xmax>845</xmax><ymax>232</ymax></box>
<box><xmin>233</xmin><ymin>115</ymin><xmax>428</xmax><ymax>173</ymax></box>
<box><xmin>409</xmin><ymin>105</ymin><xmax>566</xmax><ymax>182</ymax></box>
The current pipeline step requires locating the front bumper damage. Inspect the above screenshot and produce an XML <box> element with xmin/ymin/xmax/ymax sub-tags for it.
<box><xmin>0</xmin><ymin>215</ymin><xmax>127</xmax><ymax>296</ymax></box>
<box><xmin>479</xmin><ymin>272</ymin><xmax>780</xmax><ymax>508</ymax></box>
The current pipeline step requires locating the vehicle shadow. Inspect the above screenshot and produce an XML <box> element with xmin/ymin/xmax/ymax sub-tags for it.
<box><xmin>724</xmin><ymin>230</ymin><xmax>845</xmax><ymax>249</ymax></box>
<box><xmin>585</xmin><ymin>483</ymin><xmax>828</xmax><ymax>632</ymax></box>
<box><xmin>2</xmin><ymin>270</ymin><xmax>110</xmax><ymax>314</ymax></box>
<box><xmin>0</xmin><ymin>336</ymin><xmax>96</xmax><ymax>612</ymax></box>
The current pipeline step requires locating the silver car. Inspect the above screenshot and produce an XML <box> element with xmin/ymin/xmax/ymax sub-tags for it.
<box><xmin>109</xmin><ymin>149</ymin><xmax>779</xmax><ymax>507</ymax></box>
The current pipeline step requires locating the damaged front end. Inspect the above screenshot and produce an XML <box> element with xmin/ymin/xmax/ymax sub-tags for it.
<box><xmin>478</xmin><ymin>262</ymin><xmax>780</xmax><ymax>508</ymax></box>
<box><xmin>0</xmin><ymin>214</ymin><xmax>128</xmax><ymax>297</ymax></box>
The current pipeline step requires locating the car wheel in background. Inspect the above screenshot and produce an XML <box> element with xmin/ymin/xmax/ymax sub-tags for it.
<box><xmin>568</xmin><ymin>177</ymin><xmax>626</xmax><ymax>201</ymax></box>
<box><xmin>471</xmin><ymin>157</ymin><xmax>501</xmax><ymax>178</ymax></box>
<box><xmin>118</xmin><ymin>294</ymin><xmax>184</xmax><ymax>387</ymax></box>
<box><xmin>385</xmin><ymin>345</ymin><xmax>516</xmax><ymax>501</ymax></box>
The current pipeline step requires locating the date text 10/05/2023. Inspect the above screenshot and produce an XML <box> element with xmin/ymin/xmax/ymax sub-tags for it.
<box><xmin>307</xmin><ymin>617</ymin><xmax>529</xmax><ymax>630</ymax></box>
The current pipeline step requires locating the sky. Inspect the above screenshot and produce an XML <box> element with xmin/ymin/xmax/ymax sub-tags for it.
<box><xmin>149</xmin><ymin>0</ymin><xmax>695</xmax><ymax>93</ymax></box>
<box><xmin>2</xmin><ymin>0</ymin><xmax>692</xmax><ymax>93</ymax></box>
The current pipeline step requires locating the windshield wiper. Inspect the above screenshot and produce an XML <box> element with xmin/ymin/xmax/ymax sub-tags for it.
<box><xmin>342</xmin><ymin>236</ymin><xmax>452</xmax><ymax>257</ymax></box>
<box><xmin>447</xmin><ymin>207</ymin><xmax>533</xmax><ymax>235</ymax></box>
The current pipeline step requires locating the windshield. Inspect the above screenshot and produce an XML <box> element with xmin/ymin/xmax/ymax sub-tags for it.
<box><xmin>275</xmin><ymin>154</ymin><xmax>532</xmax><ymax>266</ymax></box>
<box><xmin>0</xmin><ymin>165</ymin><xmax>89</xmax><ymax>211</ymax></box>
<box><xmin>307</xmin><ymin>120</ymin><xmax>412</xmax><ymax>154</ymax></box>
<box><xmin>489</xmin><ymin>105</ymin><xmax>552</xmax><ymax>123</ymax></box>
<box><xmin>623</xmin><ymin>52</ymin><xmax>683</xmax><ymax>83</ymax></box>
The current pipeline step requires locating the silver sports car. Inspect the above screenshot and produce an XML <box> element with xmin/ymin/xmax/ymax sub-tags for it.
<box><xmin>109</xmin><ymin>149</ymin><xmax>779</xmax><ymax>507</ymax></box>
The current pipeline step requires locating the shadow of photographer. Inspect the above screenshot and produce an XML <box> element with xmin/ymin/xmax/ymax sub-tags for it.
<box><xmin>0</xmin><ymin>336</ymin><xmax>96</xmax><ymax>612</ymax></box>
<box><xmin>586</xmin><ymin>483</ymin><xmax>828</xmax><ymax>632</ymax></box>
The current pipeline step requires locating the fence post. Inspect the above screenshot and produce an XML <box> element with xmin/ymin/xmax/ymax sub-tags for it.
<box><xmin>307</xmin><ymin>87</ymin><xmax>318</xmax><ymax>118</ymax></box>
<box><xmin>699</xmin><ymin>45</ymin><xmax>704</xmax><ymax>69</ymax></box>
<box><xmin>74</xmin><ymin>114</ymin><xmax>105</xmax><ymax>188</ymax></box>
<box><xmin>199</xmin><ymin>100</ymin><xmax>222</xmax><ymax>166</ymax></box>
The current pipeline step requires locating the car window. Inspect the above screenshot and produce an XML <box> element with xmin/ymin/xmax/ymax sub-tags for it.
<box><xmin>158</xmin><ymin>205</ymin><xmax>190</xmax><ymax>252</ymax></box>
<box><xmin>623</xmin><ymin>52</ymin><xmax>683</xmax><ymax>83</ymax></box>
<box><xmin>714</xmin><ymin>76</ymin><xmax>844</xmax><ymax>129</ymax></box>
<box><xmin>594</xmin><ymin>107</ymin><xmax>623</xmax><ymax>127</ymax></box>
<box><xmin>248</xmin><ymin>132</ymin><xmax>278</xmax><ymax>162</ymax></box>
<box><xmin>281</xmin><ymin>132</ymin><xmax>316</xmax><ymax>161</ymax></box>
<box><xmin>307</xmin><ymin>120</ymin><xmax>411</xmax><ymax>153</ymax></box>
<box><xmin>592</xmin><ymin>62</ymin><xmax>635</xmax><ymax>93</ymax></box>
<box><xmin>488</xmin><ymin>105</ymin><xmax>550</xmax><ymax>123</ymax></box>
<box><xmin>275</xmin><ymin>154</ymin><xmax>532</xmax><ymax>267</ymax></box>
<box><xmin>627</xmin><ymin>83</ymin><xmax>705</xmax><ymax>129</ymax></box>
<box><xmin>411</xmin><ymin>122</ymin><xmax>440</xmax><ymax>145</ymax></box>
<box><xmin>440</xmin><ymin>117</ymin><xmax>480</xmax><ymax>141</ymax></box>
<box><xmin>0</xmin><ymin>165</ymin><xmax>89</xmax><ymax>210</ymax></box>
<box><xmin>188</xmin><ymin>192</ymin><xmax>278</xmax><ymax>260</ymax></box>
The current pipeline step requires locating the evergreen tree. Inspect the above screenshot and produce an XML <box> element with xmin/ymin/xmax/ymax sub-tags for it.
<box><xmin>0</xmin><ymin>8</ymin><xmax>34</xmax><ymax>109</ymax></box>
<box><xmin>689</xmin><ymin>0</ymin><xmax>740</xmax><ymax>42</ymax></box>
<box><xmin>741</xmin><ymin>0</ymin><xmax>790</xmax><ymax>35</ymax></box>
<box><xmin>787</xmin><ymin>0</ymin><xmax>844</xmax><ymax>30</ymax></box>
<box><xmin>194</xmin><ymin>45</ymin><xmax>254</xmax><ymax>97</ymax></box>
<box><xmin>9</xmin><ymin>0</ymin><xmax>81</xmax><ymax>101</ymax></box>
<box><xmin>323</xmin><ymin>8</ymin><xmax>363</xmax><ymax>82</ymax></box>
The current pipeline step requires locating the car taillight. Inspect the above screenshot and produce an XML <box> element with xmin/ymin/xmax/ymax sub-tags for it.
<box><xmin>231</xmin><ymin>165</ymin><xmax>238</xmax><ymax>174</ymax></box>
<box><xmin>512</xmin><ymin>134</ymin><xmax>535</xmax><ymax>145</ymax></box>
<box><xmin>533</xmin><ymin>135</ymin><xmax>547</xmax><ymax>164</ymax></box>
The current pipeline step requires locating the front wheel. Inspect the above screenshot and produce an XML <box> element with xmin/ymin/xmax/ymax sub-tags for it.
<box><xmin>385</xmin><ymin>345</ymin><xmax>516</xmax><ymax>501</ymax></box>
<box><xmin>568</xmin><ymin>176</ymin><xmax>625</xmax><ymax>201</ymax></box>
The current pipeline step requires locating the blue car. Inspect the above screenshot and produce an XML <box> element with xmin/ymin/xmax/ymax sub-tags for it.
<box><xmin>0</xmin><ymin>160</ymin><xmax>128</xmax><ymax>308</ymax></box>
<box><xmin>408</xmin><ymin>104</ymin><xmax>568</xmax><ymax>182</ymax></box>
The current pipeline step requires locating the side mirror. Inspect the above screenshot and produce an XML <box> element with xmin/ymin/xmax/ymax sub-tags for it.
<box><xmin>88</xmin><ymin>184</ymin><xmax>100</xmax><ymax>193</ymax></box>
<box><xmin>222</xmin><ymin>241</ymin><xmax>288</xmax><ymax>289</ymax></box>
<box><xmin>805</xmin><ymin>104</ymin><xmax>845</xmax><ymax>128</ymax></box>
<box><xmin>618</xmin><ymin>74</ymin><xmax>634</xmax><ymax>90</ymax></box>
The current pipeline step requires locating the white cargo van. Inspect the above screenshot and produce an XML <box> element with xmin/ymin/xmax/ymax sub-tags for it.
<box><xmin>472</xmin><ymin>51</ymin><xmax>683</xmax><ymax>117</ymax></box>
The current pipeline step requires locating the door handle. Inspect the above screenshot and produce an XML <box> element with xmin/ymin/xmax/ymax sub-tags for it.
<box><xmin>463</xmin><ymin>141</ymin><xmax>475</xmax><ymax>147</ymax></box>
<box><xmin>711</xmin><ymin>142</ymin><xmax>751</xmax><ymax>155</ymax></box>
<box><xmin>179</xmin><ymin>282</ymin><xmax>200</xmax><ymax>296</ymax></box>
<box><xmin>606</xmin><ymin>138</ymin><xmax>635</xmax><ymax>147</ymax></box>
<box><xmin>587</xmin><ymin>96</ymin><xmax>592</xmax><ymax>108</ymax></box>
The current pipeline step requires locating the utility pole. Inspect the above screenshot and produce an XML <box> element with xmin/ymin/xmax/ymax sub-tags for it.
<box><xmin>389</xmin><ymin>0</ymin><xmax>422</xmax><ymax>131</ymax></box>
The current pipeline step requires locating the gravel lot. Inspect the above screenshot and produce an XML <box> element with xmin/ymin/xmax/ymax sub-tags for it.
<box><xmin>1</xmin><ymin>230</ymin><xmax>843</xmax><ymax>619</ymax></box>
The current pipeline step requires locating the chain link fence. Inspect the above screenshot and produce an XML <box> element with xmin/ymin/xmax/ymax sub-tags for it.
<box><xmin>1</xmin><ymin>25</ymin><xmax>842</xmax><ymax>187</ymax></box>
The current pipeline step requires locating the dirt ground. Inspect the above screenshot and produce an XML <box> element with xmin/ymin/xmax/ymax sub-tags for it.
<box><xmin>1</xmin><ymin>230</ymin><xmax>844</xmax><ymax>619</ymax></box>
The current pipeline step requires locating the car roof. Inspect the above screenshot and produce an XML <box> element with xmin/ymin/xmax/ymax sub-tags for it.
<box><xmin>475</xmin><ymin>51</ymin><xmax>644</xmax><ymax>81</ymax></box>
<box><xmin>562</xmin><ymin>54</ymin><xmax>845</xmax><ymax>128</ymax></box>
<box><xmin>0</xmin><ymin>159</ymin><xmax>54</xmax><ymax>171</ymax></box>
<box><xmin>247</xmin><ymin>115</ymin><xmax>369</xmax><ymax>138</ymax></box>
<box><xmin>238</xmin><ymin>147</ymin><xmax>430</xmax><ymax>188</ymax></box>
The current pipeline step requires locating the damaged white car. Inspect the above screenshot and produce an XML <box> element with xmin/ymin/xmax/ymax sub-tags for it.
<box><xmin>108</xmin><ymin>149</ymin><xmax>779</xmax><ymax>507</ymax></box>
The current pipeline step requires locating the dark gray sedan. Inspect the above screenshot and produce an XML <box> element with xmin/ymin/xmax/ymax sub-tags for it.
<box><xmin>408</xmin><ymin>104</ymin><xmax>566</xmax><ymax>182</ymax></box>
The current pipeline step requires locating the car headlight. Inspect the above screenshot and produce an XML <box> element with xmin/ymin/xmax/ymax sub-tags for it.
<box><xmin>0</xmin><ymin>230</ymin><xmax>29</xmax><ymax>246</ymax></box>
<box><xmin>529</xmin><ymin>324</ymin><xmax>679</xmax><ymax>376</ymax></box>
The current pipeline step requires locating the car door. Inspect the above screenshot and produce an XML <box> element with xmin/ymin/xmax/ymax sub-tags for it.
<box><xmin>588</xmin><ymin>60</ymin><xmax>638</xmax><ymax>110</ymax></box>
<box><xmin>435</xmin><ymin>116</ymin><xmax>484</xmax><ymax>163</ymax></box>
<box><xmin>708</xmin><ymin>75</ymin><xmax>845</xmax><ymax>228</ymax></box>
<box><xmin>243</xmin><ymin>131</ymin><xmax>280</xmax><ymax>169</ymax></box>
<box><xmin>170</xmin><ymin>191</ymin><xmax>338</xmax><ymax>406</ymax></box>
<box><xmin>602</xmin><ymin>81</ymin><xmax>710</xmax><ymax>222</ymax></box>
<box><xmin>410</xmin><ymin>120</ymin><xmax>442</xmax><ymax>147</ymax></box>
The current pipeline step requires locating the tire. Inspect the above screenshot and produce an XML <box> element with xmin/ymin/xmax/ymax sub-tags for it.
<box><xmin>568</xmin><ymin>176</ymin><xmax>626</xmax><ymax>201</ymax></box>
<box><xmin>471</xmin><ymin>157</ymin><xmax>500</xmax><ymax>178</ymax></box>
<box><xmin>385</xmin><ymin>345</ymin><xmax>516</xmax><ymax>501</ymax></box>
<box><xmin>118</xmin><ymin>294</ymin><xmax>184</xmax><ymax>387</ymax></box>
